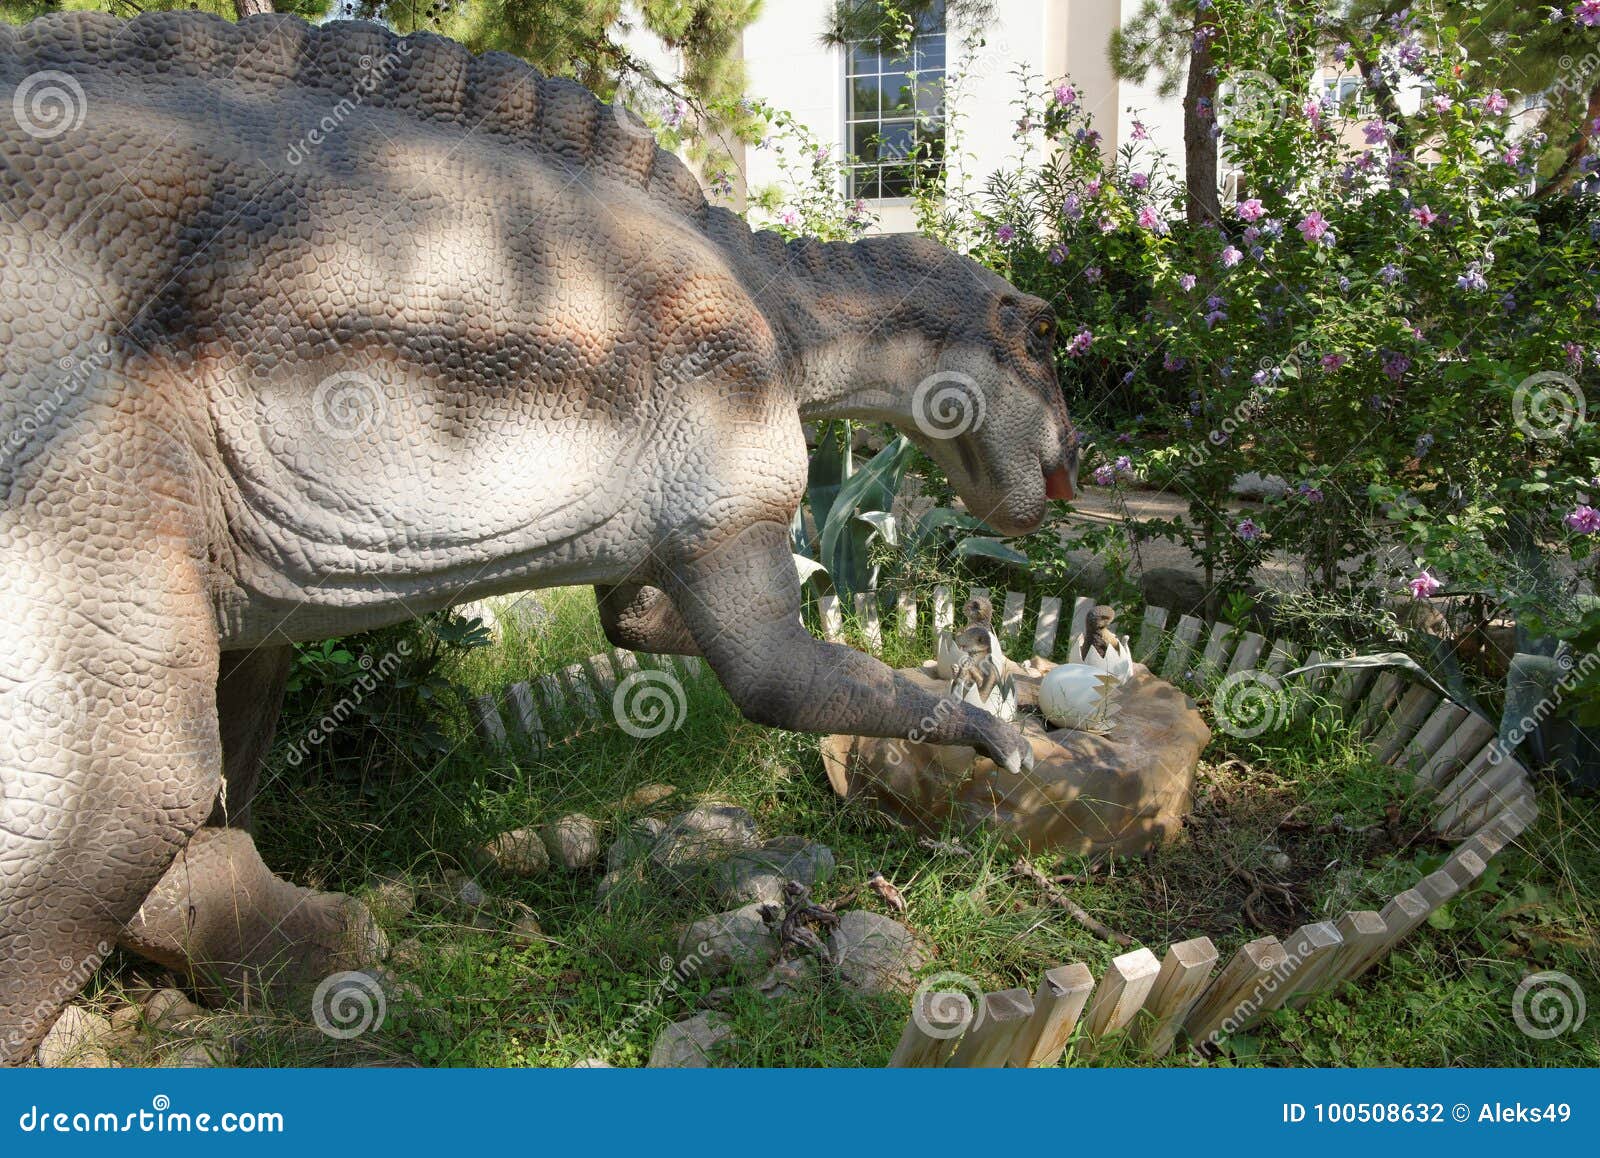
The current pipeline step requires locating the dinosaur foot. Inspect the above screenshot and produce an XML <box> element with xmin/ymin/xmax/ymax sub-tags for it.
<box><xmin>119</xmin><ymin>827</ymin><xmax>388</xmax><ymax>1009</ymax></box>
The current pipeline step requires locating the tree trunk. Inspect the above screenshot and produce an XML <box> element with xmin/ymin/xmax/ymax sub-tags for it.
<box><xmin>1535</xmin><ymin>79</ymin><xmax>1600</xmax><ymax>200</ymax></box>
<box><xmin>234</xmin><ymin>0</ymin><xmax>275</xmax><ymax>17</ymax></box>
<box><xmin>1183</xmin><ymin>16</ymin><xmax>1220</xmax><ymax>227</ymax></box>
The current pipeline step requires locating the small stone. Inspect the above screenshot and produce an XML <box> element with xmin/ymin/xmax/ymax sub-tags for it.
<box><xmin>572</xmin><ymin>1057</ymin><xmax>613</xmax><ymax>1068</ymax></box>
<box><xmin>365</xmin><ymin>868</ymin><xmax>417</xmax><ymax>924</ymax></box>
<box><xmin>1268</xmin><ymin>852</ymin><xmax>1292</xmax><ymax>872</ymax></box>
<box><xmin>1229</xmin><ymin>471</ymin><xmax>1290</xmax><ymax>501</ymax></box>
<box><xmin>508</xmin><ymin>914</ymin><xmax>545</xmax><ymax>948</ymax></box>
<box><xmin>752</xmin><ymin>955</ymin><xmax>817</xmax><ymax>1002</ymax></box>
<box><xmin>712</xmin><ymin>836</ymin><xmax>836</xmax><ymax>907</ymax></box>
<box><xmin>606</xmin><ymin>817</ymin><xmax>666</xmax><ymax>874</ymax></box>
<box><xmin>389</xmin><ymin>937</ymin><xmax>426</xmax><ymax>971</ymax></box>
<box><xmin>37</xmin><ymin>1005</ymin><xmax>112</xmax><ymax>1068</ymax></box>
<box><xmin>647</xmin><ymin>1011</ymin><xmax>733</xmax><ymax>1068</ymax></box>
<box><xmin>142</xmin><ymin>988</ymin><xmax>204</xmax><ymax>1029</ymax></box>
<box><xmin>163</xmin><ymin>1041</ymin><xmax>231</xmax><ymax>1068</ymax></box>
<box><xmin>618</xmin><ymin>783</ymin><xmax>677</xmax><ymax>811</ymax></box>
<box><xmin>540</xmin><ymin>813</ymin><xmax>602</xmax><ymax>870</ymax></box>
<box><xmin>678</xmin><ymin>902</ymin><xmax>779</xmax><ymax>979</ymax></box>
<box><xmin>443</xmin><ymin>871</ymin><xmax>490</xmax><ymax>910</ymax></box>
<box><xmin>829</xmin><ymin>911</ymin><xmax>925</xmax><ymax>995</ymax></box>
<box><xmin>475</xmin><ymin>828</ymin><xmax>550</xmax><ymax>877</ymax></box>
<box><xmin>651</xmin><ymin>804</ymin><xmax>760</xmax><ymax>888</ymax></box>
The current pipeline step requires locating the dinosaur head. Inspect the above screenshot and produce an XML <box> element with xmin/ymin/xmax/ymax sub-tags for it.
<box><xmin>866</xmin><ymin>239</ymin><xmax>1078</xmax><ymax>536</ymax></box>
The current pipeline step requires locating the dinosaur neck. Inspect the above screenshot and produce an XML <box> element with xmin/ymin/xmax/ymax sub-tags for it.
<box><xmin>742</xmin><ymin>235</ymin><xmax>955</xmax><ymax>423</ymax></box>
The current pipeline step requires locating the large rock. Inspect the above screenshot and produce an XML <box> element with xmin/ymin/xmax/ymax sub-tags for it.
<box><xmin>607</xmin><ymin>817</ymin><xmax>666</xmax><ymax>874</ymax></box>
<box><xmin>37</xmin><ymin>1005</ymin><xmax>113</xmax><ymax>1068</ymax></box>
<box><xmin>828</xmin><ymin>911</ymin><xmax>925</xmax><ymax>995</ymax></box>
<box><xmin>474</xmin><ymin>828</ymin><xmax>550</xmax><ymax>877</ymax></box>
<box><xmin>648</xmin><ymin>1011</ymin><xmax>733</xmax><ymax>1068</ymax></box>
<box><xmin>1139</xmin><ymin>567</ymin><xmax>1209</xmax><ymax>617</ymax></box>
<box><xmin>712</xmin><ymin>836</ymin><xmax>835</xmax><ymax>907</ymax></box>
<box><xmin>678</xmin><ymin>902</ymin><xmax>778</xmax><ymax>979</ymax></box>
<box><xmin>1230</xmin><ymin>471</ymin><xmax>1290</xmax><ymax>501</ymax></box>
<box><xmin>821</xmin><ymin>664</ymin><xmax>1207</xmax><ymax>857</ymax></box>
<box><xmin>650</xmin><ymin>803</ymin><xmax>760</xmax><ymax>888</ymax></box>
<box><xmin>539</xmin><ymin>814</ymin><xmax>602</xmax><ymax>870</ymax></box>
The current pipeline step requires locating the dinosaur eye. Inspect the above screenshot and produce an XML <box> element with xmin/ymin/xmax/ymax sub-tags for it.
<box><xmin>1033</xmin><ymin>319</ymin><xmax>1052</xmax><ymax>339</ymax></box>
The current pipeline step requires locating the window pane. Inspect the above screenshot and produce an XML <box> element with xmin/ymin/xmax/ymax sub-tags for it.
<box><xmin>914</xmin><ymin>0</ymin><xmax>946</xmax><ymax>34</ymax></box>
<box><xmin>877</xmin><ymin>120</ymin><xmax>915</xmax><ymax>163</ymax></box>
<box><xmin>849</xmin><ymin>75</ymin><xmax>881</xmax><ymax>118</ymax></box>
<box><xmin>914</xmin><ymin>76</ymin><xmax>944</xmax><ymax>124</ymax></box>
<box><xmin>918</xmin><ymin>125</ymin><xmax>945</xmax><ymax>162</ymax></box>
<box><xmin>849</xmin><ymin>166</ymin><xmax>880</xmax><ymax>200</ymax></box>
<box><xmin>848</xmin><ymin>41</ymin><xmax>877</xmax><ymax>75</ymax></box>
<box><xmin>915</xmin><ymin>36</ymin><xmax>946</xmax><ymax>72</ymax></box>
<box><xmin>882</xmin><ymin>72</ymin><xmax>914</xmax><ymax>114</ymax></box>
<box><xmin>849</xmin><ymin>122</ymin><xmax>881</xmax><ymax>163</ymax></box>
<box><xmin>880</xmin><ymin>163</ymin><xmax>914</xmax><ymax>198</ymax></box>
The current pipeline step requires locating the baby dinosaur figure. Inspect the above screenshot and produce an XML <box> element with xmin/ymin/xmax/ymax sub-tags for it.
<box><xmin>0</xmin><ymin>11</ymin><xmax>1075</xmax><ymax>1060</ymax></box>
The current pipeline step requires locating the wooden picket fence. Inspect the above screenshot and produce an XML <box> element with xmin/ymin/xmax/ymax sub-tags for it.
<box><xmin>462</xmin><ymin>582</ymin><xmax>1541</xmax><ymax>1065</ymax></box>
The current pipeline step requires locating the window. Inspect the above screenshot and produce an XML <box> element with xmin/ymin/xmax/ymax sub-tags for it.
<box><xmin>1321</xmin><ymin>76</ymin><xmax>1363</xmax><ymax>107</ymax></box>
<box><xmin>844</xmin><ymin>1</ymin><xmax>946</xmax><ymax>200</ymax></box>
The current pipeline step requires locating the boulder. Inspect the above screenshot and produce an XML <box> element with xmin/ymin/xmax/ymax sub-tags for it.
<box><xmin>1230</xmin><ymin>471</ymin><xmax>1290</xmax><ymax>501</ymax></box>
<box><xmin>828</xmin><ymin>911</ymin><xmax>925</xmax><ymax>995</ymax></box>
<box><xmin>607</xmin><ymin>817</ymin><xmax>666</xmax><ymax>874</ymax></box>
<box><xmin>142</xmin><ymin>988</ymin><xmax>204</xmax><ymax>1030</ymax></box>
<box><xmin>752</xmin><ymin>955</ymin><xmax>818</xmax><ymax>1002</ymax></box>
<box><xmin>712</xmin><ymin>836</ymin><xmax>835</xmax><ymax>907</ymax></box>
<box><xmin>617</xmin><ymin>783</ymin><xmax>677</xmax><ymax>811</ymax></box>
<box><xmin>1140</xmin><ymin>567</ymin><xmax>1210</xmax><ymax>617</ymax></box>
<box><xmin>648</xmin><ymin>1011</ymin><xmax>734</xmax><ymax>1068</ymax></box>
<box><xmin>474</xmin><ymin>828</ymin><xmax>550</xmax><ymax>877</ymax></box>
<box><xmin>678</xmin><ymin>902</ymin><xmax>778</xmax><ymax>979</ymax></box>
<box><xmin>539</xmin><ymin>814</ymin><xmax>602</xmax><ymax>870</ymax></box>
<box><xmin>37</xmin><ymin>1005</ymin><xmax>113</xmax><ymax>1068</ymax></box>
<box><xmin>821</xmin><ymin>664</ymin><xmax>1207</xmax><ymax>857</ymax></box>
<box><xmin>650</xmin><ymin>803</ymin><xmax>760</xmax><ymax>887</ymax></box>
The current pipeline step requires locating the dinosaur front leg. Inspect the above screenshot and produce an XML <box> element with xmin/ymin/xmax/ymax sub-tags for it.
<box><xmin>662</xmin><ymin>521</ymin><xmax>1033</xmax><ymax>772</ymax></box>
<box><xmin>595</xmin><ymin>583</ymin><xmax>700</xmax><ymax>656</ymax></box>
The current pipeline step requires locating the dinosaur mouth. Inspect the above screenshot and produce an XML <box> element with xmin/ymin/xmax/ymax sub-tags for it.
<box><xmin>1044</xmin><ymin>465</ymin><xmax>1074</xmax><ymax>501</ymax></box>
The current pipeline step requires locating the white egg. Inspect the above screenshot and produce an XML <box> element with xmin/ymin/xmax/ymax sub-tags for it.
<box><xmin>1037</xmin><ymin>663</ymin><xmax>1115</xmax><ymax>730</ymax></box>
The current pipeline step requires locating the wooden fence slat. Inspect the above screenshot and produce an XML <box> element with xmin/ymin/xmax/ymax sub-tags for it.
<box><xmin>1289</xmin><ymin>911</ymin><xmax>1387</xmax><ymax>1006</ymax></box>
<box><xmin>1415</xmin><ymin>713</ymin><xmax>1496</xmax><ymax>788</ymax></box>
<box><xmin>1434</xmin><ymin>744</ymin><xmax>1511</xmax><ymax>826</ymax></box>
<box><xmin>1370</xmin><ymin>684</ymin><xmax>1440</xmax><ymax>764</ymax></box>
<box><xmin>946</xmin><ymin>988</ymin><xmax>1035</xmax><ymax>1068</ymax></box>
<box><xmin>1001</xmin><ymin>591</ymin><xmax>1025</xmax><ymax>642</ymax></box>
<box><xmin>1350</xmin><ymin>671</ymin><xmax>1403</xmax><ymax>736</ymax></box>
<box><xmin>854</xmin><ymin>592</ymin><xmax>882</xmax><ymax>653</ymax></box>
<box><xmin>1138</xmin><ymin>937</ymin><xmax>1218</xmax><ymax>1057</ymax></box>
<box><xmin>1160</xmin><ymin>615</ymin><xmax>1205</xmax><ymax>681</ymax></box>
<box><xmin>888</xmin><ymin>990</ymin><xmax>973</xmax><ymax>1068</ymax></box>
<box><xmin>560</xmin><ymin>662</ymin><xmax>600</xmax><ymax>719</ymax></box>
<box><xmin>1263</xmin><ymin>638</ymin><xmax>1300</xmax><ymax>677</ymax></box>
<box><xmin>1183</xmin><ymin>936</ymin><xmax>1289</xmax><ymax>1046</ymax></box>
<box><xmin>1034</xmin><ymin>596</ymin><xmax>1064</xmax><ymax>660</ymax></box>
<box><xmin>1332</xmin><ymin>664</ymin><xmax>1379</xmax><ymax>713</ymax></box>
<box><xmin>896</xmin><ymin>590</ymin><xmax>918</xmax><ymax>635</ymax></box>
<box><xmin>470</xmin><ymin>694</ymin><xmax>507</xmax><ymax>747</ymax></box>
<box><xmin>1258</xmin><ymin>921</ymin><xmax>1343</xmax><ymax>1014</ymax></box>
<box><xmin>1442</xmin><ymin>848</ymin><xmax>1489</xmax><ymax>891</ymax></box>
<box><xmin>1476</xmin><ymin>796</ymin><xmax>1538</xmax><ymax>846</ymax></box>
<box><xmin>505</xmin><ymin>681</ymin><xmax>545</xmax><ymax>748</ymax></box>
<box><xmin>1199</xmin><ymin>620</ymin><xmax>1238</xmax><ymax>680</ymax></box>
<box><xmin>613</xmin><ymin>649</ymin><xmax>641</xmax><ymax>675</ymax></box>
<box><xmin>1226</xmin><ymin>631</ymin><xmax>1267</xmax><ymax>677</ymax></box>
<box><xmin>535</xmin><ymin>673</ymin><xmax>566</xmax><ymax>726</ymax></box>
<box><xmin>585</xmin><ymin>651</ymin><xmax>619</xmax><ymax>696</ymax></box>
<box><xmin>1070</xmin><ymin>596</ymin><xmax>1096</xmax><ymax>650</ymax></box>
<box><xmin>1134</xmin><ymin>605</ymin><xmax>1170</xmax><ymax>666</ymax></box>
<box><xmin>1287</xmin><ymin>649</ymin><xmax>1327</xmax><ymax>723</ymax></box>
<box><xmin>1008</xmin><ymin>963</ymin><xmax>1095</xmax><ymax>1068</ymax></box>
<box><xmin>818</xmin><ymin>594</ymin><xmax>844</xmax><ymax>642</ymax></box>
<box><xmin>1337</xmin><ymin>888</ymin><xmax>1431</xmax><ymax>984</ymax></box>
<box><xmin>1082</xmin><ymin>947</ymin><xmax>1162</xmax><ymax>1043</ymax></box>
<box><xmin>1393</xmin><ymin>701</ymin><xmax>1469</xmax><ymax>772</ymax></box>
<box><xmin>1442</xmin><ymin>768</ymin><xmax>1529</xmax><ymax>837</ymax></box>
<box><xmin>932</xmin><ymin>585</ymin><xmax>953</xmax><ymax>632</ymax></box>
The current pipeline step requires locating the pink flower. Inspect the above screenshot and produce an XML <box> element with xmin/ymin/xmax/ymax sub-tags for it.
<box><xmin>1236</xmin><ymin>198</ymin><xmax>1265</xmax><ymax>222</ymax></box>
<box><xmin>1297</xmin><ymin>211</ymin><xmax>1330</xmax><ymax>243</ymax></box>
<box><xmin>1576</xmin><ymin>1</ymin><xmax>1600</xmax><ymax>28</ymax></box>
<box><xmin>1408</xmin><ymin>571</ymin><xmax>1443</xmax><ymax>600</ymax></box>
<box><xmin>1066</xmin><ymin>328</ymin><xmax>1093</xmax><ymax>357</ymax></box>
<box><xmin>1320</xmin><ymin>353</ymin><xmax>1346</xmax><ymax>371</ymax></box>
<box><xmin>1137</xmin><ymin>205</ymin><xmax>1167</xmax><ymax>233</ymax></box>
<box><xmin>1235</xmin><ymin>519</ymin><xmax>1262</xmax><ymax>542</ymax></box>
<box><xmin>1179</xmin><ymin>273</ymin><xmax>1197</xmax><ymax>292</ymax></box>
<box><xmin>1131</xmin><ymin>120</ymin><xmax>1148</xmax><ymax>141</ymax></box>
<box><xmin>1483</xmin><ymin>90</ymin><xmax>1510</xmax><ymax>115</ymax></box>
<box><xmin>1093</xmin><ymin>464</ymin><xmax>1116</xmax><ymax>487</ymax></box>
<box><xmin>1220</xmin><ymin>245</ymin><xmax>1243</xmax><ymax>268</ymax></box>
<box><xmin>1086</xmin><ymin>178</ymin><xmax>1102</xmax><ymax>197</ymax></box>
<box><xmin>1430</xmin><ymin>94</ymin><xmax>1454</xmax><ymax>114</ymax></box>
<box><xmin>1566</xmin><ymin>505</ymin><xmax>1600</xmax><ymax>534</ymax></box>
<box><xmin>1411</xmin><ymin>204</ymin><xmax>1439</xmax><ymax>227</ymax></box>
<box><xmin>1055</xmin><ymin>83</ymin><xmax>1078</xmax><ymax>106</ymax></box>
<box><xmin>780</xmin><ymin>209</ymin><xmax>799</xmax><ymax>227</ymax></box>
<box><xmin>1503</xmin><ymin>145</ymin><xmax>1524</xmax><ymax>165</ymax></box>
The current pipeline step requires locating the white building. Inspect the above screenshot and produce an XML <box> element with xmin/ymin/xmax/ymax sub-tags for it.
<box><xmin>626</xmin><ymin>0</ymin><xmax>1189</xmax><ymax>235</ymax></box>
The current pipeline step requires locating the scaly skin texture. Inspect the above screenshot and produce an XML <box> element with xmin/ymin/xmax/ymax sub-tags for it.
<box><xmin>0</xmin><ymin>11</ymin><xmax>1076</xmax><ymax>1061</ymax></box>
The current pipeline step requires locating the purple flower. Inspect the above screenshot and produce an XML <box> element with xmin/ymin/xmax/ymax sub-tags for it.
<box><xmin>1576</xmin><ymin>1</ymin><xmax>1600</xmax><ymax>27</ymax></box>
<box><xmin>1398</xmin><ymin>42</ymin><xmax>1424</xmax><ymax>70</ymax></box>
<box><xmin>1382</xmin><ymin>352</ymin><xmax>1411</xmax><ymax>381</ymax></box>
<box><xmin>1163</xmin><ymin>352</ymin><xmax>1187</xmax><ymax>372</ymax></box>
<box><xmin>1179</xmin><ymin>273</ymin><xmax>1197</xmax><ymax>292</ymax></box>
<box><xmin>1378</xmin><ymin>263</ymin><xmax>1404</xmax><ymax>285</ymax></box>
<box><xmin>1414</xmin><ymin>433</ymin><xmax>1434</xmax><ymax>458</ymax></box>
<box><xmin>1411</xmin><ymin>204</ymin><xmax>1439</xmax><ymax>227</ymax></box>
<box><xmin>1047</xmin><ymin>243</ymin><xmax>1069</xmax><ymax>265</ymax></box>
<box><xmin>1457</xmin><ymin>263</ymin><xmax>1488</xmax><ymax>292</ymax></box>
<box><xmin>1137</xmin><ymin>205</ymin><xmax>1167</xmax><ymax>233</ymax></box>
<box><xmin>1484</xmin><ymin>90</ymin><xmax>1510</xmax><ymax>115</ymax></box>
<box><xmin>1565</xmin><ymin>342</ymin><xmax>1585</xmax><ymax>369</ymax></box>
<box><xmin>1084</xmin><ymin>266</ymin><xmax>1103</xmax><ymax>284</ymax></box>
<box><xmin>1566</xmin><ymin>505</ymin><xmax>1600</xmax><ymax>534</ymax></box>
<box><xmin>1220</xmin><ymin>245</ymin><xmax>1243</xmax><ymax>268</ymax></box>
<box><xmin>1363</xmin><ymin>121</ymin><xmax>1390</xmax><ymax>145</ymax></box>
<box><xmin>1235</xmin><ymin>519</ymin><xmax>1262</xmax><ymax>542</ymax></box>
<box><xmin>1130</xmin><ymin>171</ymin><xmax>1149</xmax><ymax>190</ymax></box>
<box><xmin>1063</xmin><ymin>193</ymin><xmax>1084</xmax><ymax>222</ymax></box>
<box><xmin>1206</xmin><ymin>295</ymin><xmax>1225</xmax><ymax>312</ymax></box>
<box><xmin>1321</xmin><ymin>353</ymin><xmax>1346</xmax><ymax>371</ymax></box>
<box><xmin>1086</xmin><ymin>178</ymin><xmax>1102</xmax><ymax>197</ymax></box>
<box><xmin>1295</xmin><ymin>482</ymin><xmax>1325</xmax><ymax>503</ymax></box>
<box><xmin>1297</xmin><ymin>211</ymin><xmax>1330</xmax><ymax>243</ymax></box>
<box><xmin>1131</xmin><ymin>120</ymin><xmax>1148</xmax><ymax>141</ymax></box>
<box><xmin>1204</xmin><ymin>309</ymin><xmax>1227</xmax><ymax>329</ymax></box>
<box><xmin>1409</xmin><ymin>570</ymin><xmax>1443</xmax><ymax>599</ymax></box>
<box><xmin>1503</xmin><ymin>144</ymin><xmax>1524</xmax><ymax>165</ymax></box>
<box><xmin>1236</xmin><ymin>197</ymin><xmax>1265</xmax><ymax>222</ymax></box>
<box><xmin>1339</xmin><ymin>276</ymin><xmax>1351</xmax><ymax>293</ymax></box>
<box><xmin>1114</xmin><ymin>455</ymin><xmax>1133</xmax><ymax>474</ymax></box>
<box><xmin>1430</xmin><ymin>94</ymin><xmax>1454</xmax><ymax>114</ymax></box>
<box><xmin>996</xmin><ymin>224</ymin><xmax>1016</xmax><ymax>243</ymax></box>
<box><xmin>1066</xmin><ymin>328</ymin><xmax>1094</xmax><ymax>357</ymax></box>
<box><xmin>1055</xmin><ymin>83</ymin><xmax>1078</xmax><ymax>106</ymax></box>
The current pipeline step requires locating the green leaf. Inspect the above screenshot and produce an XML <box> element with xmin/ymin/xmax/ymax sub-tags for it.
<box><xmin>819</xmin><ymin>435</ymin><xmax>918</xmax><ymax>601</ymax></box>
<box><xmin>954</xmin><ymin>537</ymin><xmax>1030</xmax><ymax>567</ymax></box>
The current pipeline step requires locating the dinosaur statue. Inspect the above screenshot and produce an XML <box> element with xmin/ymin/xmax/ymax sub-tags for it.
<box><xmin>0</xmin><ymin>11</ymin><xmax>1076</xmax><ymax>1062</ymax></box>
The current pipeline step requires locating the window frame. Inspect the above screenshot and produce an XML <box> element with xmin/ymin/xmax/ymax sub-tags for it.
<box><xmin>841</xmin><ymin>8</ymin><xmax>948</xmax><ymax>203</ymax></box>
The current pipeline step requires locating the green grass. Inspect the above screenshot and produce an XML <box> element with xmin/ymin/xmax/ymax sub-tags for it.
<box><xmin>89</xmin><ymin>588</ymin><xmax>1600</xmax><ymax>1068</ymax></box>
